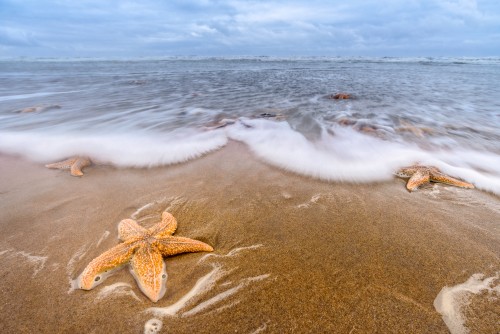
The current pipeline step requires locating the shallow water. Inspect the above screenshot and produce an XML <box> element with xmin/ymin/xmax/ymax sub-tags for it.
<box><xmin>1</xmin><ymin>57</ymin><xmax>500</xmax><ymax>193</ymax></box>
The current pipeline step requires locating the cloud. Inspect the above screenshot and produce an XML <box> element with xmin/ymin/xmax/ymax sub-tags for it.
<box><xmin>0</xmin><ymin>27</ymin><xmax>39</xmax><ymax>47</ymax></box>
<box><xmin>0</xmin><ymin>0</ymin><xmax>499</xmax><ymax>57</ymax></box>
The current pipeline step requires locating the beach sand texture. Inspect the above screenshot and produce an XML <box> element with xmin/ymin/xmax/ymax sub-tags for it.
<box><xmin>0</xmin><ymin>142</ymin><xmax>498</xmax><ymax>333</ymax></box>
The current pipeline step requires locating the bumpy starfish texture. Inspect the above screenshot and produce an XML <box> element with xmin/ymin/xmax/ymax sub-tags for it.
<box><xmin>78</xmin><ymin>211</ymin><xmax>213</xmax><ymax>302</ymax></box>
<box><xmin>395</xmin><ymin>165</ymin><xmax>475</xmax><ymax>192</ymax></box>
<box><xmin>45</xmin><ymin>157</ymin><xmax>91</xmax><ymax>176</ymax></box>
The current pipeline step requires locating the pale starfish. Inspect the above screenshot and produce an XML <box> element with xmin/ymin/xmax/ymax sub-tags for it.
<box><xmin>78</xmin><ymin>211</ymin><xmax>213</xmax><ymax>302</ymax></box>
<box><xmin>395</xmin><ymin>165</ymin><xmax>475</xmax><ymax>192</ymax></box>
<box><xmin>45</xmin><ymin>156</ymin><xmax>91</xmax><ymax>176</ymax></box>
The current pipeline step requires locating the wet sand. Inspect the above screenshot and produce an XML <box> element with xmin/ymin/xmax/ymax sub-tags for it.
<box><xmin>0</xmin><ymin>141</ymin><xmax>499</xmax><ymax>333</ymax></box>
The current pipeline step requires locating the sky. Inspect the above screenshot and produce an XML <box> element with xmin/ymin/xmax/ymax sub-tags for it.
<box><xmin>0</xmin><ymin>0</ymin><xmax>499</xmax><ymax>57</ymax></box>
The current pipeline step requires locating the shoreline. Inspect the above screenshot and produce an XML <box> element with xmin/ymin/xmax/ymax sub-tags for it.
<box><xmin>0</xmin><ymin>142</ymin><xmax>499</xmax><ymax>333</ymax></box>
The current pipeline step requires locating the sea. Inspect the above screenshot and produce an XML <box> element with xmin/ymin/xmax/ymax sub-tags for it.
<box><xmin>1</xmin><ymin>57</ymin><xmax>499</xmax><ymax>194</ymax></box>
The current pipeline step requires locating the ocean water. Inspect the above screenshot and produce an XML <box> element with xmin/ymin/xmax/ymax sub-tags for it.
<box><xmin>1</xmin><ymin>57</ymin><xmax>500</xmax><ymax>194</ymax></box>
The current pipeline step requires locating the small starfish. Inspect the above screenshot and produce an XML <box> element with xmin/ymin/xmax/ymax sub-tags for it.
<box><xmin>395</xmin><ymin>165</ymin><xmax>475</xmax><ymax>192</ymax></box>
<box><xmin>18</xmin><ymin>104</ymin><xmax>61</xmax><ymax>113</ymax></box>
<box><xmin>330</xmin><ymin>93</ymin><xmax>351</xmax><ymax>100</ymax></box>
<box><xmin>78</xmin><ymin>211</ymin><xmax>213</xmax><ymax>302</ymax></box>
<box><xmin>45</xmin><ymin>156</ymin><xmax>91</xmax><ymax>176</ymax></box>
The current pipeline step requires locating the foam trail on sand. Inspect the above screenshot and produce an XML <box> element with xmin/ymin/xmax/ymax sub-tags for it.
<box><xmin>147</xmin><ymin>265</ymin><xmax>224</xmax><ymax>317</ymax></box>
<box><xmin>250</xmin><ymin>322</ymin><xmax>269</xmax><ymax>334</ymax></box>
<box><xmin>198</xmin><ymin>244</ymin><xmax>264</xmax><ymax>263</ymax></box>
<box><xmin>10</xmin><ymin>251</ymin><xmax>48</xmax><ymax>277</ymax></box>
<box><xmin>129</xmin><ymin>197</ymin><xmax>186</xmax><ymax>228</ymax></box>
<box><xmin>433</xmin><ymin>273</ymin><xmax>499</xmax><ymax>334</ymax></box>
<box><xmin>96</xmin><ymin>282</ymin><xmax>141</xmax><ymax>302</ymax></box>
<box><xmin>0</xmin><ymin>249</ymin><xmax>48</xmax><ymax>277</ymax></box>
<box><xmin>131</xmin><ymin>203</ymin><xmax>156</xmax><ymax>220</ymax></box>
<box><xmin>182</xmin><ymin>274</ymin><xmax>270</xmax><ymax>317</ymax></box>
<box><xmin>96</xmin><ymin>231</ymin><xmax>110</xmax><ymax>247</ymax></box>
<box><xmin>0</xmin><ymin>249</ymin><xmax>13</xmax><ymax>256</ymax></box>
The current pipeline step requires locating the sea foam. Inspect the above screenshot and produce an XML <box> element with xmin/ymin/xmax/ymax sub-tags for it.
<box><xmin>226</xmin><ymin>119</ymin><xmax>500</xmax><ymax>194</ymax></box>
<box><xmin>1</xmin><ymin>116</ymin><xmax>500</xmax><ymax>195</ymax></box>
<box><xmin>0</xmin><ymin>129</ymin><xmax>227</xmax><ymax>167</ymax></box>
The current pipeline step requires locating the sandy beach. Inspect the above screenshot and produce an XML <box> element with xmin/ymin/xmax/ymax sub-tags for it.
<box><xmin>0</xmin><ymin>141</ymin><xmax>498</xmax><ymax>333</ymax></box>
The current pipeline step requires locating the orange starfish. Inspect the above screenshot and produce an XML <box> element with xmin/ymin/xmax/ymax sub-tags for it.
<box><xmin>395</xmin><ymin>165</ymin><xmax>475</xmax><ymax>192</ymax></box>
<box><xmin>330</xmin><ymin>93</ymin><xmax>351</xmax><ymax>99</ymax></box>
<box><xmin>45</xmin><ymin>156</ymin><xmax>91</xmax><ymax>176</ymax></box>
<box><xmin>78</xmin><ymin>211</ymin><xmax>213</xmax><ymax>302</ymax></box>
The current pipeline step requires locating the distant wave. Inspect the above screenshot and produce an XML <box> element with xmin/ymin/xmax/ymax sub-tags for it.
<box><xmin>1</xmin><ymin>56</ymin><xmax>499</xmax><ymax>64</ymax></box>
<box><xmin>0</xmin><ymin>91</ymin><xmax>80</xmax><ymax>102</ymax></box>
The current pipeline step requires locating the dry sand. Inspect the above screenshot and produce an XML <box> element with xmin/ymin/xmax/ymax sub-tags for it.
<box><xmin>0</xmin><ymin>142</ymin><xmax>499</xmax><ymax>333</ymax></box>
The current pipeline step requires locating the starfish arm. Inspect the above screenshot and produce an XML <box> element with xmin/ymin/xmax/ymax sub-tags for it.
<box><xmin>149</xmin><ymin>211</ymin><xmax>178</xmax><ymax>238</ymax></box>
<box><xmin>430</xmin><ymin>172</ymin><xmax>475</xmax><ymax>189</ymax></box>
<box><xmin>154</xmin><ymin>236</ymin><xmax>213</xmax><ymax>257</ymax></box>
<box><xmin>79</xmin><ymin>241</ymin><xmax>138</xmax><ymax>290</ymax></box>
<box><xmin>45</xmin><ymin>158</ymin><xmax>78</xmax><ymax>170</ymax></box>
<box><xmin>118</xmin><ymin>219</ymin><xmax>147</xmax><ymax>242</ymax></box>
<box><xmin>406</xmin><ymin>170</ymin><xmax>430</xmax><ymax>191</ymax></box>
<box><xmin>395</xmin><ymin>166</ymin><xmax>421</xmax><ymax>178</ymax></box>
<box><xmin>70</xmin><ymin>157</ymin><xmax>91</xmax><ymax>176</ymax></box>
<box><xmin>130</xmin><ymin>244</ymin><xmax>167</xmax><ymax>302</ymax></box>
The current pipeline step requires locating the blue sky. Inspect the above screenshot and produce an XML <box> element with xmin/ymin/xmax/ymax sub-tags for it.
<box><xmin>0</xmin><ymin>0</ymin><xmax>499</xmax><ymax>57</ymax></box>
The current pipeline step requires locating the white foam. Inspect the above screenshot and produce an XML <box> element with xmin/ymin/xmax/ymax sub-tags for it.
<box><xmin>147</xmin><ymin>265</ymin><xmax>224</xmax><ymax>317</ymax></box>
<box><xmin>182</xmin><ymin>274</ymin><xmax>270</xmax><ymax>317</ymax></box>
<box><xmin>226</xmin><ymin>119</ymin><xmax>427</xmax><ymax>181</ymax></box>
<box><xmin>147</xmin><ymin>266</ymin><xmax>269</xmax><ymax>319</ymax></box>
<box><xmin>3</xmin><ymin>116</ymin><xmax>499</xmax><ymax>195</ymax></box>
<box><xmin>0</xmin><ymin>129</ymin><xmax>227</xmax><ymax>168</ymax></box>
<box><xmin>131</xmin><ymin>197</ymin><xmax>184</xmax><ymax>224</ymax></box>
<box><xmin>145</xmin><ymin>245</ymin><xmax>268</xmax><ymax>319</ymax></box>
<box><xmin>96</xmin><ymin>282</ymin><xmax>141</xmax><ymax>302</ymax></box>
<box><xmin>432</xmin><ymin>154</ymin><xmax>500</xmax><ymax>196</ymax></box>
<box><xmin>143</xmin><ymin>318</ymin><xmax>163</xmax><ymax>334</ymax></box>
<box><xmin>433</xmin><ymin>273</ymin><xmax>499</xmax><ymax>334</ymax></box>
<box><xmin>198</xmin><ymin>244</ymin><xmax>263</xmax><ymax>263</ymax></box>
<box><xmin>182</xmin><ymin>282</ymin><xmax>243</xmax><ymax>317</ymax></box>
<box><xmin>96</xmin><ymin>231</ymin><xmax>110</xmax><ymax>247</ymax></box>
<box><xmin>226</xmin><ymin>119</ymin><xmax>500</xmax><ymax>195</ymax></box>
<box><xmin>131</xmin><ymin>202</ymin><xmax>156</xmax><ymax>220</ymax></box>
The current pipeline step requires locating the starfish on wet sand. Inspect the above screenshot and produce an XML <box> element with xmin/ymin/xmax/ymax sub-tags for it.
<box><xmin>78</xmin><ymin>211</ymin><xmax>213</xmax><ymax>302</ymax></box>
<box><xmin>395</xmin><ymin>165</ymin><xmax>475</xmax><ymax>192</ymax></box>
<box><xmin>45</xmin><ymin>156</ymin><xmax>91</xmax><ymax>176</ymax></box>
